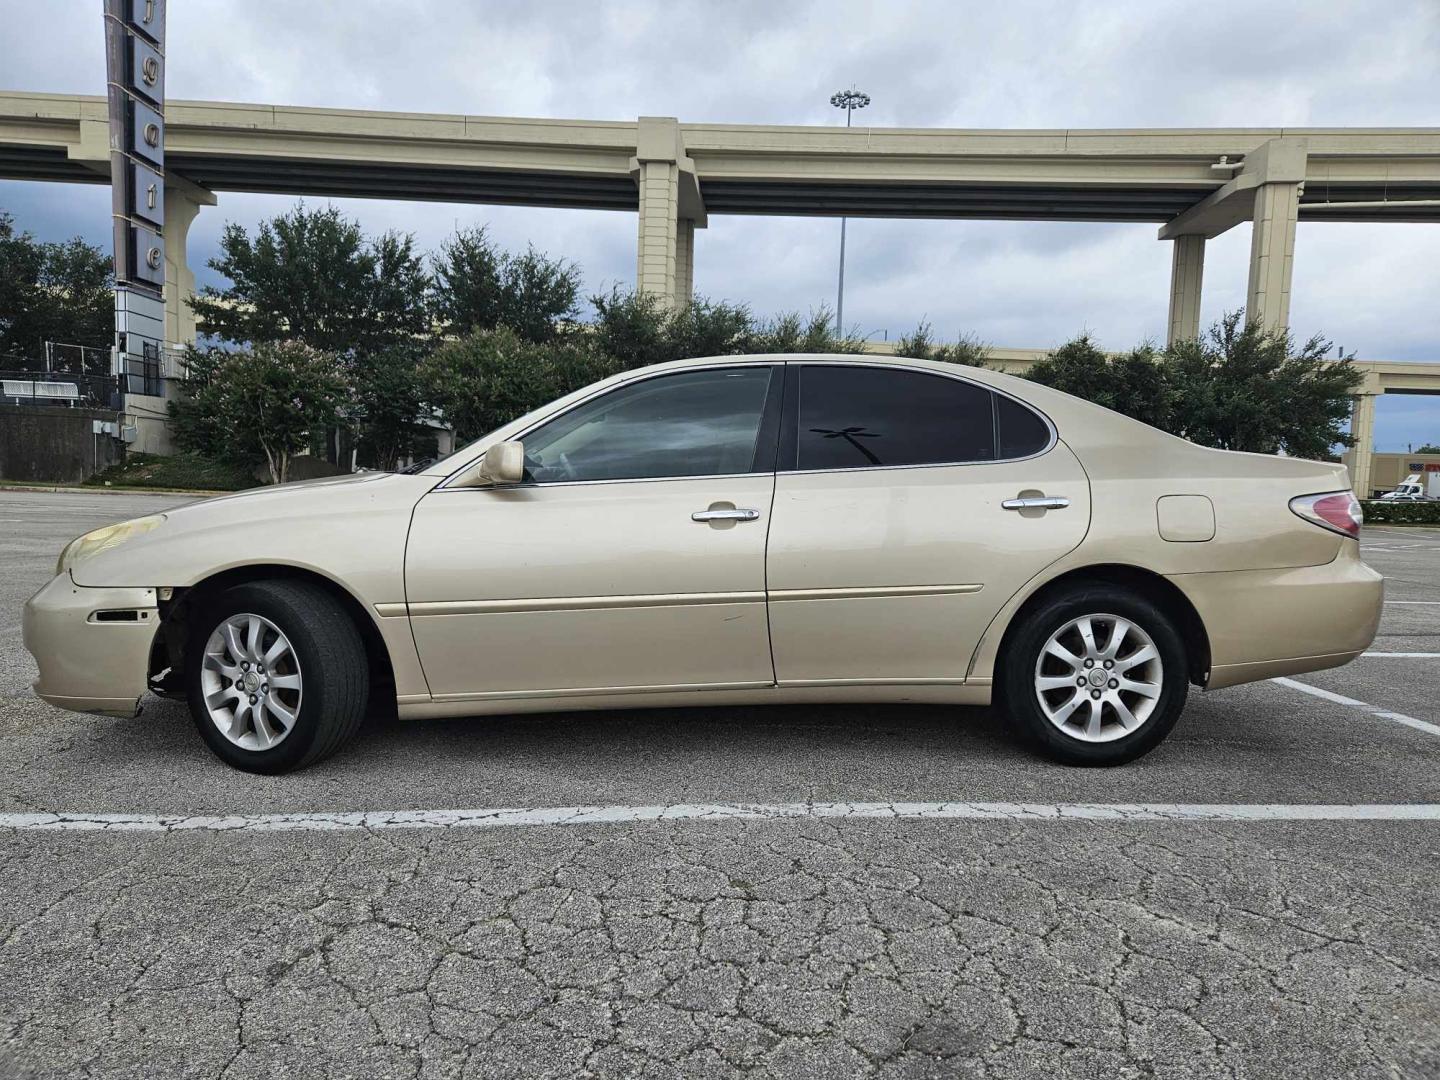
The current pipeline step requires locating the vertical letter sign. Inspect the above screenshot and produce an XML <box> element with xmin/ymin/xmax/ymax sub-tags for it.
<box><xmin>104</xmin><ymin>0</ymin><xmax>166</xmax><ymax>398</ymax></box>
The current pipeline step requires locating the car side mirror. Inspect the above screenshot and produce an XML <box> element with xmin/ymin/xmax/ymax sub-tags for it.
<box><xmin>456</xmin><ymin>440</ymin><xmax>525</xmax><ymax>487</ymax></box>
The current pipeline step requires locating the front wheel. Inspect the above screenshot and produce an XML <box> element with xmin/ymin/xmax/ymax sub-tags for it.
<box><xmin>186</xmin><ymin>580</ymin><xmax>369</xmax><ymax>774</ymax></box>
<box><xmin>1000</xmin><ymin>586</ymin><xmax>1188</xmax><ymax>766</ymax></box>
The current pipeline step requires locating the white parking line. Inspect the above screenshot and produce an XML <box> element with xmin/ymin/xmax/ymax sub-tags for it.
<box><xmin>1361</xmin><ymin>652</ymin><xmax>1440</xmax><ymax>658</ymax></box>
<box><xmin>1384</xmin><ymin>601</ymin><xmax>1440</xmax><ymax>605</ymax></box>
<box><xmin>1272</xmin><ymin>677</ymin><xmax>1440</xmax><ymax>738</ymax></box>
<box><xmin>0</xmin><ymin>801</ymin><xmax>1436</xmax><ymax>834</ymax></box>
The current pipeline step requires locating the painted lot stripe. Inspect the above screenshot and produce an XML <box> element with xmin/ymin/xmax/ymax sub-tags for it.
<box><xmin>1273</xmin><ymin>676</ymin><xmax>1440</xmax><ymax>738</ymax></box>
<box><xmin>1384</xmin><ymin>601</ymin><xmax>1440</xmax><ymax>605</ymax></box>
<box><xmin>0</xmin><ymin>802</ymin><xmax>1436</xmax><ymax>834</ymax></box>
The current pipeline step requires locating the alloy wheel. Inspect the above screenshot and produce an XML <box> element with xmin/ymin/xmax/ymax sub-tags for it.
<box><xmin>199</xmin><ymin>612</ymin><xmax>303</xmax><ymax>751</ymax></box>
<box><xmin>1032</xmin><ymin>613</ymin><xmax>1163</xmax><ymax>743</ymax></box>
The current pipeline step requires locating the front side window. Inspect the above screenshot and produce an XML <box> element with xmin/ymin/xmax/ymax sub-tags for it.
<box><xmin>523</xmin><ymin>366</ymin><xmax>775</xmax><ymax>483</ymax></box>
<box><xmin>793</xmin><ymin>366</ymin><xmax>997</xmax><ymax>470</ymax></box>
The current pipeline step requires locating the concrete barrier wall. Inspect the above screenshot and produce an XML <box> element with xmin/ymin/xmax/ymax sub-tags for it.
<box><xmin>0</xmin><ymin>406</ymin><xmax>124</xmax><ymax>484</ymax></box>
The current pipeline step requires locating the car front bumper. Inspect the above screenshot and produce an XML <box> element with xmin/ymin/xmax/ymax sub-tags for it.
<box><xmin>1167</xmin><ymin>544</ymin><xmax>1384</xmax><ymax>690</ymax></box>
<box><xmin>22</xmin><ymin>573</ymin><xmax>160</xmax><ymax>717</ymax></box>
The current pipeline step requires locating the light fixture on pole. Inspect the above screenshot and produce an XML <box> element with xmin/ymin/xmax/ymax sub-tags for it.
<box><xmin>829</xmin><ymin>87</ymin><xmax>870</xmax><ymax>336</ymax></box>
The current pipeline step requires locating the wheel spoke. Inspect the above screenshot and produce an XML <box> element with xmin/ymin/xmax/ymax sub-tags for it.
<box><xmin>263</xmin><ymin>635</ymin><xmax>289</xmax><ymax>666</ymax></box>
<box><xmin>1077</xmin><ymin>618</ymin><xmax>1098</xmax><ymax>658</ymax></box>
<box><xmin>202</xmin><ymin>651</ymin><xmax>238</xmax><ymax>679</ymax></box>
<box><xmin>205</xmin><ymin>686</ymin><xmax>237</xmax><ymax>710</ymax></box>
<box><xmin>1112</xmin><ymin>698</ymin><xmax>1142</xmax><ymax>731</ymax></box>
<box><xmin>1047</xmin><ymin>691</ymin><xmax>1084</xmax><ymax>724</ymax></box>
<box><xmin>222</xmin><ymin>622</ymin><xmax>246</xmax><ymax>663</ymax></box>
<box><xmin>227</xmin><ymin>699</ymin><xmax>251</xmax><ymax>741</ymax></box>
<box><xmin>1117</xmin><ymin>645</ymin><xmax>1158</xmax><ymax>673</ymax></box>
<box><xmin>1117</xmin><ymin>676</ymin><xmax>1161</xmax><ymax>699</ymax></box>
<box><xmin>1085</xmin><ymin>697</ymin><xmax>1103</xmax><ymax>738</ymax></box>
<box><xmin>252</xmin><ymin>706</ymin><xmax>278</xmax><ymax>747</ymax></box>
<box><xmin>264</xmin><ymin>697</ymin><xmax>296</xmax><ymax>730</ymax></box>
<box><xmin>1037</xmin><ymin>675</ymin><xmax>1080</xmax><ymax>692</ymax></box>
<box><xmin>1044</xmin><ymin>639</ymin><xmax>1083</xmax><ymax>670</ymax></box>
<box><xmin>267</xmin><ymin>673</ymin><xmax>301</xmax><ymax>691</ymax></box>
<box><xmin>245</xmin><ymin>616</ymin><xmax>263</xmax><ymax>660</ymax></box>
<box><xmin>1101</xmin><ymin>618</ymin><xmax>1130</xmax><ymax>661</ymax></box>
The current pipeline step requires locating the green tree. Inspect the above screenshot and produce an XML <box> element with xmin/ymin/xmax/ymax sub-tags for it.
<box><xmin>0</xmin><ymin>211</ymin><xmax>113</xmax><ymax>367</ymax></box>
<box><xmin>431</xmin><ymin>226</ymin><xmax>580</xmax><ymax>343</ymax></box>
<box><xmin>189</xmin><ymin>204</ymin><xmax>430</xmax><ymax>355</ymax></box>
<box><xmin>351</xmin><ymin>342</ymin><xmax>431</xmax><ymax>471</ymax></box>
<box><xmin>749</xmin><ymin>308</ymin><xmax>867</xmax><ymax>354</ymax></box>
<box><xmin>894</xmin><ymin>322</ymin><xmax>990</xmax><ymax>367</ymax></box>
<box><xmin>589</xmin><ymin>290</ymin><xmax>866</xmax><ymax>370</ymax></box>
<box><xmin>1026</xmin><ymin>334</ymin><xmax>1173</xmax><ymax>430</ymax></box>
<box><xmin>1414</xmin><ymin>444</ymin><xmax>1440</xmax><ymax>455</ymax></box>
<box><xmin>1164</xmin><ymin>312</ymin><xmax>1361</xmax><ymax>458</ymax></box>
<box><xmin>418</xmin><ymin>327</ymin><xmax>620</xmax><ymax>442</ymax></box>
<box><xmin>170</xmin><ymin>341</ymin><xmax>348</xmax><ymax>484</ymax></box>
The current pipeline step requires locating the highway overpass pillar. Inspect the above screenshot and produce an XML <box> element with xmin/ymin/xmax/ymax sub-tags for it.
<box><xmin>675</xmin><ymin>217</ymin><xmax>694</xmax><ymax>307</ymax></box>
<box><xmin>632</xmin><ymin>117</ymin><xmax>705</xmax><ymax>308</ymax></box>
<box><xmin>163</xmin><ymin>178</ymin><xmax>215</xmax><ymax>347</ymax></box>
<box><xmin>1246</xmin><ymin>179</ymin><xmax>1300</xmax><ymax>332</ymax></box>
<box><xmin>1166</xmin><ymin>235</ymin><xmax>1205</xmax><ymax>344</ymax></box>
<box><xmin>1349</xmin><ymin>390</ymin><xmax>1379</xmax><ymax>497</ymax></box>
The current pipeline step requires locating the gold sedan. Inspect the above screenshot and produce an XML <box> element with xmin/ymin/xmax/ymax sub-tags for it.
<box><xmin>23</xmin><ymin>355</ymin><xmax>1382</xmax><ymax>772</ymax></box>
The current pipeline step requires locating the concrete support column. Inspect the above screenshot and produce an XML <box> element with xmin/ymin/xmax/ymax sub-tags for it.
<box><xmin>163</xmin><ymin>184</ymin><xmax>205</xmax><ymax>348</ymax></box>
<box><xmin>635</xmin><ymin>159</ymin><xmax>679</xmax><ymax>305</ymax></box>
<box><xmin>674</xmin><ymin>217</ymin><xmax>695</xmax><ymax>306</ymax></box>
<box><xmin>1246</xmin><ymin>181</ymin><xmax>1300</xmax><ymax>332</ymax></box>
<box><xmin>631</xmin><ymin>116</ymin><xmax>706</xmax><ymax>309</ymax></box>
<box><xmin>1349</xmin><ymin>391</ymin><xmax>1378</xmax><ymax>498</ymax></box>
<box><xmin>1166</xmin><ymin>234</ymin><xmax>1205</xmax><ymax>345</ymax></box>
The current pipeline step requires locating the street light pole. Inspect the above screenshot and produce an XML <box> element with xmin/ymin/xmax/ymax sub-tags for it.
<box><xmin>830</xmin><ymin>88</ymin><xmax>870</xmax><ymax>337</ymax></box>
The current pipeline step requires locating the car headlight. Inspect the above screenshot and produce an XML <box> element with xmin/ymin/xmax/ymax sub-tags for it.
<box><xmin>56</xmin><ymin>514</ymin><xmax>166</xmax><ymax>574</ymax></box>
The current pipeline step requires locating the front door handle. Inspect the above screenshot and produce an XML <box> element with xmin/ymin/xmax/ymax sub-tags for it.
<box><xmin>1001</xmin><ymin>496</ymin><xmax>1070</xmax><ymax>511</ymax></box>
<box><xmin>692</xmin><ymin>508</ymin><xmax>761</xmax><ymax>522</ymax></box>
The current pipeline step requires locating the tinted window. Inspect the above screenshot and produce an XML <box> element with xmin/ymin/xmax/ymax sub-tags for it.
<box><xmin>795</xmin><ymin>366</ymin><xmax>995</xmax><ymax>470</ymax></box>
<box><xmin>523</xmin><ymin>367</ymin><xmax>774</xmax><ymax>482</ymax></box>
<box><xmin>996</xmin><ymin>394</ymin><xmax>1052</xmax><ymax>459</ymax></box>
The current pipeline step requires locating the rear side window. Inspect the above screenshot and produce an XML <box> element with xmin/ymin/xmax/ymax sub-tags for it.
<box><xmin>793</xmin><ymin>366</ymin><xmax>995</xmax><ymax>470</ymax></box>
<box><xmin>790</xmin><ymin>366</ymin><xmax>1052</xmax><ymax>471</ymax></box>
<box><xmin>996</xmin><ymin>393</ymin><xmax>1052</xmax><ymax>459</ymax></box>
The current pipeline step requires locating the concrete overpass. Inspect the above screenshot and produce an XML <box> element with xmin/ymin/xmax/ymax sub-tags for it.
<box><xmin>2</xmin><ymin>90</ymin><xmax>1438</xmax><ymax>483</ymax></box>
<box><xmin>4</xmin><ymin>90</ymin><xmax>1440</xmax><ymax>340</ymax></box>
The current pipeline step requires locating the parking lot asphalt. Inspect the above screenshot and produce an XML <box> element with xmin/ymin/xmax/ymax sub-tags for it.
<box><xmin>0</xmin><ymin>490</ymin><xmax>1436</xmax><ymax>1079</ymax></box>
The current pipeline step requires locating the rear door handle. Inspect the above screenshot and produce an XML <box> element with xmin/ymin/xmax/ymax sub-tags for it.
<box><xmin>692</xmin><ymin>508</ymin><xmax>761</xmax><ymax>522</ymax></box>
<box><xmin>1001</xmin><ymin>496</ymin><xmax>1070</xmax><ymax>511</ymax></box>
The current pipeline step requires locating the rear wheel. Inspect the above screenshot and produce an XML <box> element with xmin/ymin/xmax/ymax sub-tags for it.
<box><xmin>186</xmin><ymin>580</ymin><xmax>368</xmax><ymax>774</ymax></box>
<box><xmin>1000</xmin><ymin>586</ymin><xmax>1188</xmax><ymax>766</ymax></box>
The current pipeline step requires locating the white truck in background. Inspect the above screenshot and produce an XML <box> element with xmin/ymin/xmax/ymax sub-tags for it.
<box><xmin>1380</xmin><ymin>473</ymin><xmax>1440</xmax><ymax>500</ymax></box>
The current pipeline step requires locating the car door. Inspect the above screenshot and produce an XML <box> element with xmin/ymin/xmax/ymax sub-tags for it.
<box><xmin>405</xmin><ymin>363</ymin><xmax>782</xmax><ymax>701</ymax></box>
<box><xmin>765</xmin><ymin>362</ymin><xmax>1091</xmax><ymax>685</ymax></box>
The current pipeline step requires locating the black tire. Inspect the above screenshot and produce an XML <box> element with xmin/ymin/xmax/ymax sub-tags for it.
<box><xmin>186</xmin><ymin>580</ymin><xmax>369</xmax><ymax>774</ymax></box>
<box><xmin>999</xmin><ymin>585</ymin><xmax>1188</xmax><ymax>766</ymax></box>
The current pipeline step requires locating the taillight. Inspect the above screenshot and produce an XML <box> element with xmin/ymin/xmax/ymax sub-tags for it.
<box><xmin>1290</xmin><ymin>491</ymin><xmax>1362</xmax><ymax>539</ymax></box>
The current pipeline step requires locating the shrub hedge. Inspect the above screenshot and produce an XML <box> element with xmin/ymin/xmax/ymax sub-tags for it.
<box><xmin>1360</xmin><ymin>499</ymin><xmax>1440</xmax><ymax>525</ymax></box>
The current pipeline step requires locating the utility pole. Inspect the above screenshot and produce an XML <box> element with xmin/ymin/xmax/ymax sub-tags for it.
<box><xmin>829</xmin><ymin>88</ymin><xmax>870</xmax><ymax>336</ymax></box>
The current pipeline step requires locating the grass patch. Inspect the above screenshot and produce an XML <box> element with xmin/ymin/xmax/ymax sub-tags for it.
<box><xmin>84</xmin><ymin>452</ymin><xmax>260</xmax><ymax>492</ymax></box>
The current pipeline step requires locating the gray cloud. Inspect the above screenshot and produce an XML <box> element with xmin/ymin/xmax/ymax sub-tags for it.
<box><xmin>2</xmin><ymin>0</ymin><xmax>1438</xmax><ymax>446</ymax></box>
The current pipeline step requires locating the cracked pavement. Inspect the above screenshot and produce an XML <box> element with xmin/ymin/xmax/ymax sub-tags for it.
<box><xmin>1</xmin><ymin>491</ymin><xmax>1437</xmax><ymax>1079</ymax></box>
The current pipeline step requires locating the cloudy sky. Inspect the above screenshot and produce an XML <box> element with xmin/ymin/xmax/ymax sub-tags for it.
<box><xmin>2</xmin><ymin>0</ymin><xmax>1438</xmax><ymax>448</ymax></box>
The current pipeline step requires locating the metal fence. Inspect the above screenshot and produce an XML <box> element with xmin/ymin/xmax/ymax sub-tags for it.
<box><xmin>0</xmin><ymin>370</ymin><xmax>121</xmax><ymax>409</ymax></box>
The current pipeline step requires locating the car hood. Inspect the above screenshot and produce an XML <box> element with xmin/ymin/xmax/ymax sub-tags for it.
<box><xmin>68</xmin><ymin>471</ymin><xmax>438</xmax><ymax>589</ymax></box>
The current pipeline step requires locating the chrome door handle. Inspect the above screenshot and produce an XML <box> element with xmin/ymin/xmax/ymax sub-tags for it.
<box><xmin>692</xmin><ymin>508</ymin><xmax>761</xmax><ymax>522</ymax></box>
<box><xmin>1001</xmin><ymin>496</ymin><xmax>1070</xmax><ymax>511</ymax></box>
